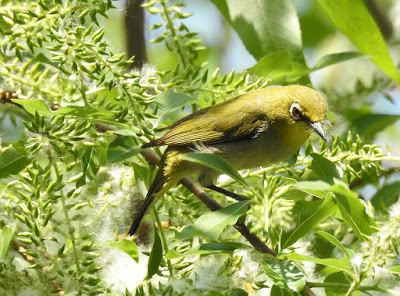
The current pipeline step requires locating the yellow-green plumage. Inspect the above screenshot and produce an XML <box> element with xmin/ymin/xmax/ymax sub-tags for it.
<box><xmin>129</xmin><ymin>85</ymin><xmax>327</xmax><ymax>235</ymax></box>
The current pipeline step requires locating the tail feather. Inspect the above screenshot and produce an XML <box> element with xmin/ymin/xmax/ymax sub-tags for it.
<box><xmin>128</xmin><ymin>170</ymin><xmax>171</xmax><ymax>235</ymax></box>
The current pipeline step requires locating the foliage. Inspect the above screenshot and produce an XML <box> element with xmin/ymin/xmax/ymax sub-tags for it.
<box><xmin>0</xmin><ymin>0</ymin><xmax>400</xmax><ymax>295</ymax></box>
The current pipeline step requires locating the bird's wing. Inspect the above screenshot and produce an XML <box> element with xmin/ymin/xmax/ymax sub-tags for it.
<box><xmin>144</xmin><ymin>97</ymin><xmax>269</xmax><ymax>147</ymax></box>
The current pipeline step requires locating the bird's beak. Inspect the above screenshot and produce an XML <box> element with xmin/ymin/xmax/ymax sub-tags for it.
<box><xmin>307</xmin><ymin>121</ymin><xmax>327</xmax><ymax>142</ymax></box>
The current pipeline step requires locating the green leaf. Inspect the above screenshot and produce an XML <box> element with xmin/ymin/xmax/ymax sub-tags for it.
<box><xmin>177</xmin><ymin>200</ymin><xmax>250</xmax><ymax>240</ymax></box>
<box><xmin>0</xmin><ymin>147</ymin><xmax>30</xmax><ymax>179</ymax></box>
<box><xmin>107</xmin><ymin>239</ymin><xmax>139</xmax><ymax>262</ymax></box>
<box><xmin>79</xmin><ymin>146</ymin><xmax>100</xmax><ymax>187</ymax></box>
<box><xmin>312</xmin><ymin>52</ymin><xmax>365</xmax><ymax>70</ymax></box>
<box><xmin>281</xmin><ymin>196</ymin><xmax>337</xmax><ymax>249</ymax></box>
<box><xmin>261</xmin><ymin>261</ymin><xmax>290</xmax><ymax>291</ymax></box>
<box><xmin>315</xmin><ymin>231</ymin><xmax>354</xmax><ymax>259</ymax></box>
<box><xmin>247</xmin><ymin>50</ymin><xmax>308</xmax><ymax>84</ymax></box>
<box><xmin>248</xmin><ymin>51</ymin><xmax>365</xmax><ymax>84</ymax></box>
<box><xmin>330</xmin><ymin>182</ymin><xmax>377</xmax><ymax>241</ymax></box>
<box><xmin>270</xmin><ymin>285</ymin><xmax>293</xmax><ymax>296</ymax></box>
<box><xmin>155</xmin><ymin>92</ymin><xmax>196</xmax><ymax>126</ymax></box>
<box><xmin>181</xmin><ymin>153</ymin><xmax>248</xmax><ymax>188</ymax></box>
<box><xmin>324</xmin><ymin>272</ymin><xmax>353</xmax><ymax>296</ymax></box>
<box><xmin>165</xmin><ymin>242</ymin><xmax>248</xmax><ymax>259</ymax></box>
<box><xmin>291</xmin><ymin>180</ymin><xmax>331</xmax><ymax>199</ymax></box>
<box><xmin>11</xmin><ymin>99</ymin><xmax>135</xmax><ymax>132</ymax></box>
<box><xmin>388</xmin><ymin>265</ymin><xmax>400</xmax><ymax>275</ymax></box>
<box><xmin>310</xmin><ymin>153</ymin><xmax>340</xmax><ymax>182</ymax></box>
<box><xmin>282</xmin><ymin>253</ymin><xmax>355</xmax><ymax>279</ymax></box>
<box><xmin>146</xmin><ymin>230</ymin><xmax>163</xmax><ymax>280</ymax></box>
<box><xmin>371</xmin><ymin>181</ymin><xmax>400</xmax><ymax>211</ymax></box>
<box><xmin>263</xmin><ymin>260</ymin><xmax>305</xmax><ymax>292</ymax></box>
<box><xmin>317</xmin><ymin>0</ymin><xmax>400</xmax><ymax>84</ymax></box>
<box><xmin>107</xmin><ymin>136</ymin><xmax>142</xmax><ymax>163</ymax></box>
<box><xmin>211</xmin><ymin>0</ymin><xmax>303</xmax><ymax>61</ymax></box>
<box><xmin>0</xmin><ymin>227</ymin><xmax>14</xmax><ymax>257</ymax></box>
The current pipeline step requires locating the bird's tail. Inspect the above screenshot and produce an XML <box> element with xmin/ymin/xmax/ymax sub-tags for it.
<box><xmin>128</xmin><ymin>168</ymin><xmax>172</xmax><ymax>235</ymax></box>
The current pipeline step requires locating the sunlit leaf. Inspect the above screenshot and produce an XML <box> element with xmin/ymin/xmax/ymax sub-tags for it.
<box><xmin>317</xmin><ymin>0</ymin><xmax>400</xmax><ymax>84</ymax></box>
<box><xmin>282</xmin><ymin>253</ymin><xmax>355</xmax><ymax>279</ymax></box>
<box><xmin>211</xmin><ymin>0</ymin><xmax>303</xmax><ymax>61</ymax></box>
<box><xmin>312</xmin><ymin>52</ymin><xmax>365</xmax><ymax>70</ymax></box>
<box><xmin>0</xmin><ymin>227</ymin><xmax>14</xmax><ymax>257</ymax></box>
<box><xmin>177</xmin><ymin>201</ymin><xmax>250</xmax><ymax>241</ymax></box>
<box><xmin>291</xmin><ymin>180</ymin><xmax>331</xmax><ymax>199</ymax></box>
<box><xmin>281</xmin><ymin>196</ymin><xmax>337</xmax><ymax>249</ymax></box>
<box><xmin>107</xmin><ymin>239</ymin><xmax>139</xmax><ymax>262</ymax></box>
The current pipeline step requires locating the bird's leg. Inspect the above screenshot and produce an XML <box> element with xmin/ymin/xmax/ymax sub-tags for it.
<box><xmin>206</xmin><ymin>185</ymin><xmax>248</xmax><ymax>201</ymax></box>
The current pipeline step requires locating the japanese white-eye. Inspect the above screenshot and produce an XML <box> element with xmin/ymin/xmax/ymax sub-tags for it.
<box><xmin>129</xmin><ymin>85</ymin><xmax>328</xmax><ymax>235</ymax></box>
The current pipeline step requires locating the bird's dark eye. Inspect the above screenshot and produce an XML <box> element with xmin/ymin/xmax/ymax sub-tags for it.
<box><xmin>290</xmin><ymin>103</ymin><xmax>302</xmax><ymax>121</ymax></box>
<box><xmin>292</xmin><ymin>107</ymin><xmax>300</xmax><ymax>117</ymax></box>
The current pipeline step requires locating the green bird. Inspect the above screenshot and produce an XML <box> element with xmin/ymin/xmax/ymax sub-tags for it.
<box><xmin>129</xmin><ymin>85</ymin><xmax>328</xmax><ymax>235</ymax></box>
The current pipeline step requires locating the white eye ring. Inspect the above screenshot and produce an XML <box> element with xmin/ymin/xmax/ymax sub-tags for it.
<box><xmin>290</xmin><ymin>103</ymin><xmax>302</xmax><ymax>121</ymax></box>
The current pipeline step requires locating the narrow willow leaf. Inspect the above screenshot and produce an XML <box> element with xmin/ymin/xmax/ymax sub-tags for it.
<box><xmin>330</xmin><ymin>182</ymin><xmax>377</xmax><ymax>241</ymax></box>
<box><xmin>316</xmin><ymin>231</ymin><xmax>354</xmax><ymax>259</ymax></box>
<box><xmin>261</xmin><ymin>261</ymin><xmax>290</xmax><ymax>291</ymax></box>
<box><xmin>81</xmin><ymin>146</ymin><xmax>100</xmax><ymax>183</ymax></box>
<box><xmin>263</xmin><ymin>260</ymin><xmax>306</xmax><ymax>292</ymax></box>
<box><xmin>181</xmin><ymin>153</ymin><xmax>248</xmax><ymax>187</ymax></box>
<box><xmin>312</xmin><ymin>52</ymin><xmax>365</xmax><ymax>70</ymax></box>
<box><xmin>282</xmin><ymin>253</ymin><xmax>355</xmax><ymax>279</ymax></box>
<box><xmin>146</xmin><ymin>230</ymin><xmax>162</xmax><ymax>280</ymax></box>
<box><xmin>211</xmin><ymin>0</ymin><xmax>303</xmax><ymax>62</ymax></box>
<box><xmin>324</xmin><ymin>272</ymin><xmax>352</xmax><ymax>296</ymax></box>
<box><xmin>177</xmin><ymin>201</ymin><xmax>250</xmax><ymax>241</ymax></box>
<box><xmin>310</xmin><ymin>153</ymin><xmax>340</xmax><ymax>182</ymax></box>
<box><xmin>0</xmin><ymin>227</ymin><xmax>14</xmax><ymax>257</ymax></box>
<box><xmin>291</xmin><ymin>180</ymin><xmax>331</xmax><ymax>199</ymax></box>
<box><xmin>317</xmin><ymin>0</ymin><xmax>400</xmax><ymax>84</ymax></box>
<box><xmin>388</xmin><ymin>266</ymin><xmax>400</xmax><ymax>275</ymax></box>
<box><xmin>281</xmin><ymin>196</ymin><xmax>337</xmax><ymax>249</ymax></box>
